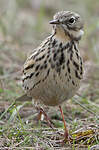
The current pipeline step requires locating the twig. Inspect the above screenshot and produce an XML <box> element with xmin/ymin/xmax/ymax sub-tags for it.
<box><xmin>0</xmin><ymin>101</ymin><xmax>15</xmax><ymax>120</ymax></box>
<box><xmin>72</xmin><ymin>97</ymin><xmax>98</xmax><ymax>117</ymax></box>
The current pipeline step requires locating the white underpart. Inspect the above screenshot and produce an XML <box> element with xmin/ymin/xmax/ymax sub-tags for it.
<box><xmin>70</xmin><ymin>29</ymin><xmax>84</xmax><ymax>39</ymax></box>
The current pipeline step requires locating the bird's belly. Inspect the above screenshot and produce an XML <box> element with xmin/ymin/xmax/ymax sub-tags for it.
<box><xmin>28</xmin><ymin>72</ymin><xmax>80</xmax><ymax>106</ymax></box>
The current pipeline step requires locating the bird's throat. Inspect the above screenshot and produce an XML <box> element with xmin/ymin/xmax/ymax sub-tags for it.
<box><xmin>53</xmin><ymin>27</ymin><xmax>71</xmax><ymax>43</ymax></box>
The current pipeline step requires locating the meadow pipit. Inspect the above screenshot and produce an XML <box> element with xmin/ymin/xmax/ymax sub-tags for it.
<box><xmin>22</xmin><ymin>11</ymin><xmax>84</xmax><ymax>140</ymax></box>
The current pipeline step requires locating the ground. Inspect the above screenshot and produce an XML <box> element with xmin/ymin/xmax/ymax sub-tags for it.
<box><xmin>0</xmin><ymin>0</ymin><xmax>99</xmax><ymax>149</ymax></box>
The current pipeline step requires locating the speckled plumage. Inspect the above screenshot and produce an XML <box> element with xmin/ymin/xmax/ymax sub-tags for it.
<box><xmin>22</xmin><ymin>11</ymin><xmax>84</xmax><ymax>106</ymax></box>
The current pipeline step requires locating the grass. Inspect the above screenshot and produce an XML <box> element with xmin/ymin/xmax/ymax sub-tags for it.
<box><xmin>0</xmin><ymin>79</ymin><xmax>99</xmax><ymax>149</ymax></box>
<box><xmin>0</xmin><ymin>0</ymin><xmax>99</xmax><ymax>149</ymax></box>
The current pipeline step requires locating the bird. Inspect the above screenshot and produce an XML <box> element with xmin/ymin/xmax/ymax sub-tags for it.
<box><xmin>20</xmin><ymin>11</ymin><xmax>84</xmax><ymax>141</ymax></box>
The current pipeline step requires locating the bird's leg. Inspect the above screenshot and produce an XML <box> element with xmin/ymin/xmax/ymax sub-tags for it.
<box><xmin>36</xmin><ymin>107</ymin><xmax>54</xmax><ymax>129</ymax></box>
<box><xmin>59</xmin><ymin>105</ymin><xmax>69</xmax><ymax>141</ymax></box>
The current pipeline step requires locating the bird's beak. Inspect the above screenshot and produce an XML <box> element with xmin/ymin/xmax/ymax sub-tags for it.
<box><xmin>49</xmin><ymin>19</ymin><xmax>60</xmax><ymax>24</ymax></box>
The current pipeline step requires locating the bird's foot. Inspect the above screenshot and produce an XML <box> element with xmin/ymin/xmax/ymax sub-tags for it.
<box><xmin>63</xmin><ymin>129</ymin><xmax>69</xmax><ymax>141</ymax></box>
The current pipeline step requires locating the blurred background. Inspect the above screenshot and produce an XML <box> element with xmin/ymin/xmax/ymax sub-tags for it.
<box><xmin>0</xmin><ymin>0</ymin><xmax>99</xmax><ymax>116</ymax></box>
<box><xmin>0</xmin><ymin>0</ymin><xmax>99</xmax><ymax>148</ymax></box>
<box><xmin>0</xmin><ymin>0</ymin><xmax>99</xmax><ymax>124</ymax></box>
<box><xmin>0</xmin><ymin>0</ymin><xmax>99</xmax><ymax>102</ymax></box>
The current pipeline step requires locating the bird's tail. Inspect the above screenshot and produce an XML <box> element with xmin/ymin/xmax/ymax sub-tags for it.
<box><xmin>15</xmin><ymin>94</ymin><xmax>32</xmax><ymax>102</ymax></box>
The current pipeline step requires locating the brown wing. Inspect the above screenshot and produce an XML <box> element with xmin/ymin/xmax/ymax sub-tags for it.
<box><xmin>22</xmin><ymin>36</ymin><xmax>51</xmax><ymax>91</ymax></box>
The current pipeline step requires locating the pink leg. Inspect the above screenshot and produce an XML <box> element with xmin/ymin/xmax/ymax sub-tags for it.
<box><xmin>59</xmin><ymin>105</ymin><xmax>69</xmax><ymax>140</ymax></box>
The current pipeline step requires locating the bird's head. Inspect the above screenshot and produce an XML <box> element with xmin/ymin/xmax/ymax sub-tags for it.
<box><xmin>50</xmin><ymin>11</ymin><xmax>84</xmax><ymax>42</ymax></box>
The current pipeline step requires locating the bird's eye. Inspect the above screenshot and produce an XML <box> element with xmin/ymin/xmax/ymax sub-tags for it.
<box><xmin>69</xmin><ymin>17</ymin><xmax>75</xmax><ymax>24</ymax></box>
